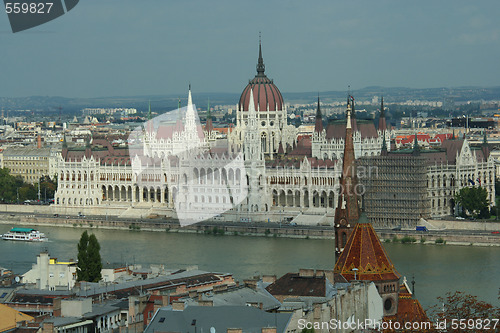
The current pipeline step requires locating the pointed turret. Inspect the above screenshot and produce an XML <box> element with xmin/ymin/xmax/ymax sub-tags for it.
<box><xmin>314</xmin><ymin>95</ymin><xmax>323</xmax><ymax>133</ymax></box>
<box><xmin>334</xmin><ymin>102</ymin><xmax>360</xmax><ymax>261</ymax></box>
<box><xmin>256</xmin><ymin>35</ymin><xmax>265</xmax><ymax>77</ymax></box>
<box><xmin>347</xmin><ymin>95</ymin><xmax>358</xmax><ymax>132</ymax></box>
<box><xmin>378</xmin><ymin>96</ymin><xmax>387</xmax><ymax>131</ymax></box>
<box><xmin>381</xmin><ymin>134</ymin><xmax>388</xmax><ymax>156</ymax></box>
<box><xmin>206</xmin><ymin>98</ymin><xmax>214</xmax><ymax>133</ymax></box>
<box><xmin>62</xmin><ymin>133</ymin><xmax>68</xmax><ymax>159</ymax></box>
<box><xmin>412</xmin><ymin>133</ymin><xmax>420</xmax><ymax>156</ymax></box>
<box><xmin>482</xmin><ymin>130</ymin><xmax>490</xmax><ymax>162</ymax></box>
<box><xmin>84</xmin><ymin>136</ymin><xmax>92</xmax><ymax>159</ymax></box>
<box><xmin>244</xmin><ymin>89</ymin><xmax>262</xmax><ymax>161</ymax></box>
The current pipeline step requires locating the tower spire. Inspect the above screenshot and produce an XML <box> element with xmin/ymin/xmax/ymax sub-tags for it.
<box><xmin>206</xmin><ymin>97</ymin><xmax>213</xmax><ymax>134</ymax></box>
<box><xmin>378</xmin><ymin>96</ymin><xmax>387</xmax><ymax>131</ymax></box>
<box><xmin>334</xmin><ymin>101</ymin><xmax>360</xmax><ymax>261</ymax></box>
<box><xmin>314</xmin><ymin>94</ymin><xmax>323</xmax><ymax>133</ymax></box>
<box><xmin>412</xmin><ymin>133</ymin><xmax>420</xmax><ymax>156</ymax></box>
<box><xmin>256</xmin><ymin>33</ymin><xmax>265</xmax><ymax>76</ymax></box>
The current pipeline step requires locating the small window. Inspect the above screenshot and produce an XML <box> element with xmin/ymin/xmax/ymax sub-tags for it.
<box><xmin>384</xmin><ymin>298</ymin><xmax>393</xmax><ymax>311</ymax></box>
<box><xmin>159</xmin><ymin>318</ymin><xmax>165</xmax><ymax>323</ymax></box>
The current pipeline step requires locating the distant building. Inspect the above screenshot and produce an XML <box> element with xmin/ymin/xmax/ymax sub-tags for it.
<box><xmin>2</xmin><ymin>146</ymin><xmax>58</xmax><ymax>183</ymax></box>
<box><xmin>360</xmin><ymin>152</ymin><xmax>431</xmax><ymax>228</ymax></box>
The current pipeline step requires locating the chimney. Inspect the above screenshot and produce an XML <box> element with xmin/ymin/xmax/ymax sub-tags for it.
<box><xmin>262</xmin><ymin>275</ymin><xmax>276</xmax><ymax>284</ymax></box>
<box><xmin>197</xmin><ymin>300</ymin><xmax>213</xmax><ymax>307</ymax></box>
<box><xmin>227</xmin><ymin>329</ymin><xmax>242</xmax><ymax>333</ymax></box>
<box><xmin>299</xmin><ymin>269</ymin><xmax>314</xmax><ymax>277</ymax></box>
<box><xmin>315</xmin><ymin>270</ymin><xmax>325</xmax><ymax>277</ymax></box>
<box><xmin>53</xmin><ymin>298</ymin><xmax>62</xmax><ymax>317</ymax></box>
<box><xmin>243</xmin><ymin>279</ymin><xmax>258</xmax><ymax>290</ymax></box>
<box><xmin>42</xmin><ymin>322</ymin><xmax>54</xmax><ymax>333</ymax></box>
<box><xmin>172</xmin><ymin>301</ymin><xmax>185</xmax><ymax>311</ymax></box>
<box><xmin>262</xmin><ymin>328</ymin><xmax>277</xmax><ymax>333</ymax></box>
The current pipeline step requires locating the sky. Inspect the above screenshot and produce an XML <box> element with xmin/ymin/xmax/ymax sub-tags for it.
<box><xmin>1</xmin><ymin>0</ymin><xmax>499</xmax><ymax>98</ymax></box>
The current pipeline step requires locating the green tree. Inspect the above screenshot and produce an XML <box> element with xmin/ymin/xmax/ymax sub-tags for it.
<box><xmin>454</xmin><ymin>186</ymin><xmax>489</xmax><ymax>218</ymax></box>
<box><xmin>0</xmin><ymin>168</ymin><xmax>24</xmax><ymax>202</ymax></box>
<box><xmin>39</xmin><ymin>176</ymin><xmax>57</xmax><ymax>200</ymax></box>
<box><xmin>77</xmin><ymin>231</ymin><xmax>89</xmax><ymax>281</ymax></box>
<box><xmin>87</xmin><ymin>233</ymin><xmax>102</xmax><ymax>282</ymax></box>
<box><xmin>77</xmin><ymin>231</ymin><xmax>102</xmax><ymax>282</ymax></box>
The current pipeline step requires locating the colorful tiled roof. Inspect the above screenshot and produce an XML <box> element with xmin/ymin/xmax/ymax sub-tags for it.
<box><xmin>383</xmin><ymin>284</ymin><xmax>430</xmax><ymax>331</ymax></box>
<box><xmin>334</xmin><ymin>223</ymin><xmax>401</xmax><ymax>282</ymax></box>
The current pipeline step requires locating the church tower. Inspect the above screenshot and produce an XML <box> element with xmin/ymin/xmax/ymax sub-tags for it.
<box><xmin>334</xmin><ymin>102</ymin><xmax>360</xmax><ymax>261</ymax></box>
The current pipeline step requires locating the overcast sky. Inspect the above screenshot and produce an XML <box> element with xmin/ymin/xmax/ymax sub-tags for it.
<box><xmin>1</xmin><ymin>0</ymin><xmax>499</xmax><ymax>98</ymax></box>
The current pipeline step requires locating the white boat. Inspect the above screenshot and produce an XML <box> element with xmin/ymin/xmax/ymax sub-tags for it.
<box><xmin>1</xmin><ymin>228</ymin><xmax>48</xmax><ymax>242</ymax></box>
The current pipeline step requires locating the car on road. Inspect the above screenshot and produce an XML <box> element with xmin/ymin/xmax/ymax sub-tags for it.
<box><xmin>392</xmin><ymin>226</ymin><xmax>402</xmax><ymax>231</ymax></box>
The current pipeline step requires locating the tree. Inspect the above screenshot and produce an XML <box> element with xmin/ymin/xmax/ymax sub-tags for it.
<box><xmin>454</xmin><ymin>186</ymin><xmax>489</xmax><ymax>218</ymax></box>
<box><xmin>39</xmin><ymin>176</ymin><xmax>57</xmax><ymax>200</ymax></box>
<box><xmin>0</xmin><ymin>168</ymin><xmax>24</xmax><ymax>202</ymax></box>
<box><xmin>77</xmin><ymin>231</ymin><xmax>89</xmax><ymax>282</ymax></box>
<box><xmin>87</xmin><ymin>233</ymin><xmax>102</xmax><ymax>282</ymax></box>
<box><xmin>428</xmin><ymin>291</ymin><xmax>500</xmax><ymax>333</ymax></box>
<box><xmin>77</xmin><ymin>231</ymin><xmax>102</xmax><ymax>282</ymax></box>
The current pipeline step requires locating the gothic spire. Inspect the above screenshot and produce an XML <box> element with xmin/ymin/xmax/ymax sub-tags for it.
<box><xmin>412</xmin><ymin>133</ymin><xmax>420</xmax><ymax>156</ymax></box>
<box><xmin>334</xmin><ymin>101</ymin><xmax>360</xmax><ymax>261</ymax></box>
<box><xmin>378</xmin><ymin>96</ymin><xmax>387</xmax><ymax>131</ymax></box>
<box><xmin>256</xmin><ymin>34</ymin><xmax>266</xmax><ymax>76</ymax></box>
<box><xmin>314</xmin><ymin>95</ymin><xmax>323</xmax><ymax>133</ymax></box>
<box><xmin>206</xmin><ymin>97</ymin><xmax>214</xmax><ymax>134</ymax></box>
<box><xmin>62</xmin><ymin>133</ymin><xmax>68</xmax><ymax>149</ymax></box>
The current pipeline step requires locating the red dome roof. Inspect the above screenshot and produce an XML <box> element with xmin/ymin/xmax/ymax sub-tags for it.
<box><xmin>239</xmin><ymin>43</ymin><xmax>283</xmax><ymax>112</ymax></box>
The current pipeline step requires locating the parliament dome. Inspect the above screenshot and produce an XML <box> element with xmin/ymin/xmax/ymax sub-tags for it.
<box><xmin>238</xmin><ymin>42</ymin><xmax>283</xmax><ymax>112</ymax></box>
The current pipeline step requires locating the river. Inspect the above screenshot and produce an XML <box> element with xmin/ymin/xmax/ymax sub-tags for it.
<box><xmin>0</xmin><ymin>223</ymin><xmax>499</xmax><ymax>309</ymax></box>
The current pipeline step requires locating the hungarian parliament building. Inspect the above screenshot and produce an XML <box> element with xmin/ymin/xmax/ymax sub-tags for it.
<box><xmin>54</xmin><ymin>44</ymin><xmax>495</xmax><ymax>227</ymax></box>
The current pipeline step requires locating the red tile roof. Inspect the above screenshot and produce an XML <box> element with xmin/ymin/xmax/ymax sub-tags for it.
<box><xmin>383</xmin><ymin>284</ymin><xmax>430</xmax><ymax>331</ymax></box>
<box><xmin>325</xmin><ymin>121</ymin><xmax>378</xmax><ymax>140</ymax></box>
<box><xmin>334</xmin><ymin>223</ymin><xmax>401</xmax><ymax>282</ymax></box>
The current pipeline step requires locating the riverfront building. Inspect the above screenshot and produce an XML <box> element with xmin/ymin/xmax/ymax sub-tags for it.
<box><xmin>53</xmin><ymin>42</ymin><xmax>495</xmax><ymax>227</ymax></box>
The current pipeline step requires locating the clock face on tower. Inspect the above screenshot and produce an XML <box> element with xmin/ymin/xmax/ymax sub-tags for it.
<box><xmin>339</xmin><ymin>218</ymin><xmax>347</xmax><ymax>226</ymax></box>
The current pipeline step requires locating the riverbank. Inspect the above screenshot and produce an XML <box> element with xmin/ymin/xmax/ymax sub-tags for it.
<box><xmin>1</xmin><ymin>211</ymin><xmax>499</xmax><ymax>247</ymax></box>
